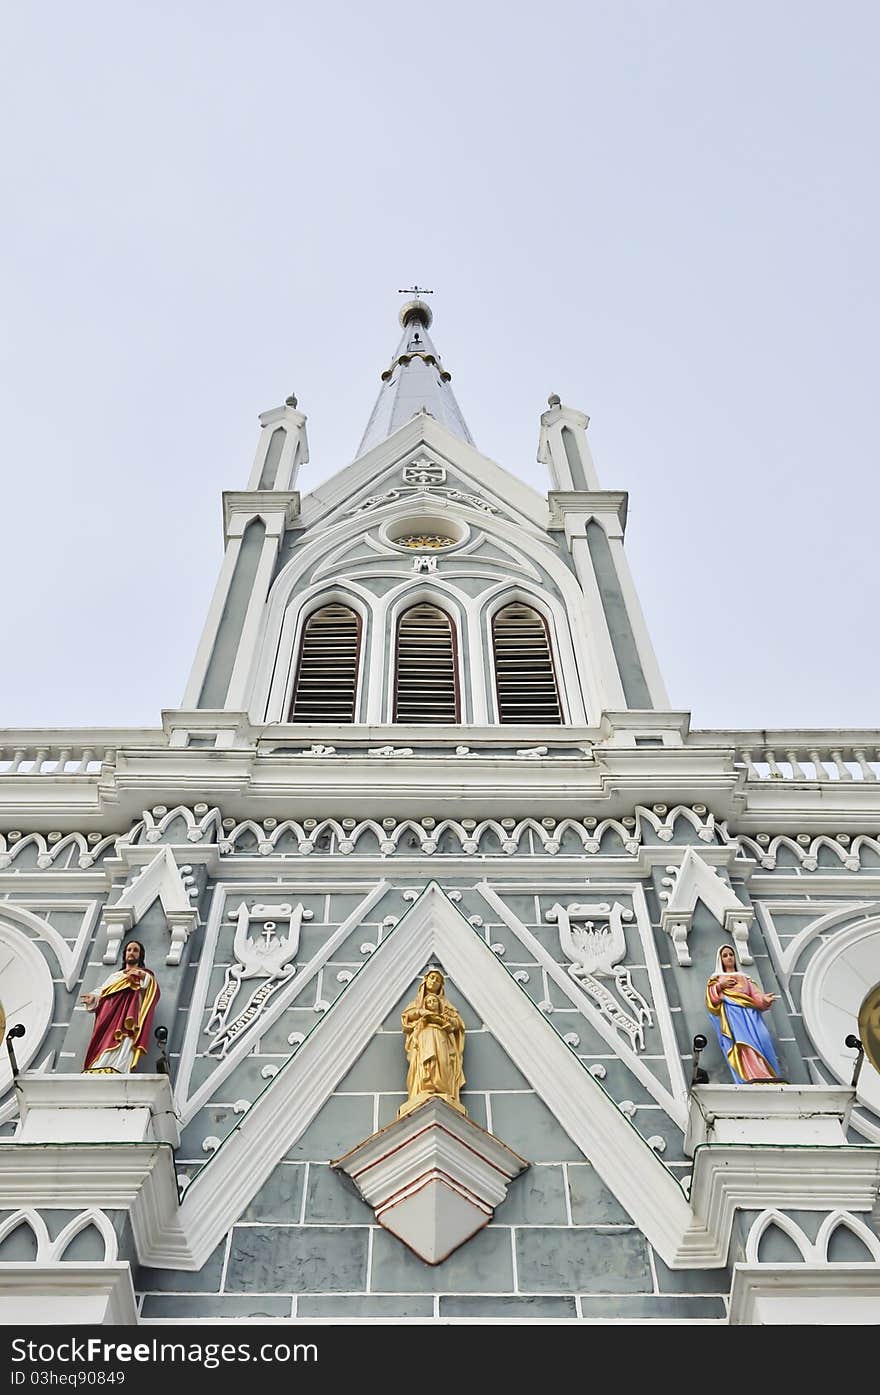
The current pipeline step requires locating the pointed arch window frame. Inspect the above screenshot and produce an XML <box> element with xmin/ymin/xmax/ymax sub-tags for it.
<box><xmin>484</xmin><ymin>590</ymin><xmax>569</xmax><ymax>726</ymax></box>
<box><xmin>249</xmin><ymin>491</ymin><xmax>598</xmax><ymax>727</ymax></box>
<box><xmin>390</xmin><ymin>595</ymin><xmax>463</xmax><ymax>725</ymax></box>
<box><xmin>281</xmin><ymin>591</ymin><xmax>369</xmax><ymax>726</ymax></box>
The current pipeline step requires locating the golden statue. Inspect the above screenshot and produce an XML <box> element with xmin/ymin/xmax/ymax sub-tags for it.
<box><xmin>858</xmin><ymin>982</ymin><xmax>880</xmax><ymax>1076</ymax></box>
<box><xmin>398</xmin><ymin>968</ymin><xmax>467</xmax><ymax>1118</ymax></box>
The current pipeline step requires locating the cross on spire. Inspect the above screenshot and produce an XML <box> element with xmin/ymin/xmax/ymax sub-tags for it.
<box><xmin>398</xmin><ymin>285</ymin><xmax>434</xmax><ymax>299</ymax></box>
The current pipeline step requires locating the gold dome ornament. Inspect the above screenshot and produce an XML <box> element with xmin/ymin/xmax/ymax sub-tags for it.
<box><xmin>397</xmin><ymin>534</ymin><xmax>457</xmax><ymax>550</ymax></box>
<box><xmin>858</xmin><ymin>982</ymin><xmax>880</xmax><ymax>1076</ymax></box>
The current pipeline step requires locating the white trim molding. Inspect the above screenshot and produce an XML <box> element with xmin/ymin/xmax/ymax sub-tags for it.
<box><xmin>0</xmin><ymin>1263</ymin><xmax>138</xmax><ymax>1326</ymax></box>
<box><xmin>659</xmin><ymin>846</ymin><xmax>755</xmax><ymax>966</ymax></box>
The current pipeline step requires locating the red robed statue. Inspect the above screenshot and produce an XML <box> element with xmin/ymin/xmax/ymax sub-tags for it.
<box><xmin>81</xmin><ymin>939</ymin><xmax>160</xmax><ymax>1074</ymax></box>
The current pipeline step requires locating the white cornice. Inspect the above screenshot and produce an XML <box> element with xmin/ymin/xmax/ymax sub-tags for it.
<box><xmin>0</xmin><ymin>1143</ymin><xmax>179</xmax><ymax>1234</ymax></box>
<box><xmin>684</xmin><ymin>1085</ymin><xmax>855</xmax><ymax>1155</ymax></box>
<box><xmin>222</xmin><ymin>491</ymin><xmax>300</xmax><ymax>542</ymax></box>
<box><xmin>547</xmin><ymin>491</ymin><xmax>629</xmax><ymax>533</ymax></box>
<box><xmin>16</xmin><ymin>1074</ymin><xmax>180</xmax><ymax>1147</ymax></box>
<box><xmin>683</xmin><ymin>1145</ymin><xmax>880</xmax><ymax>1265</ymax></box>
<box><xmin>1</xmin><ymin>728</ymin><xmax>879</xmax><ymax>834</ymax></box>
<box><xmin>729</xmin><ymin>1262</ymin><xmax>880</xmax><ymax>1325</ymax></box>
<box><xmin>0</xmin><ymin>844</ymin><xmax>745</xmax><ymax>896</ymax></box>
<box><xmin>0</xmin><ymin>1263</ymin><xmax>138</xmax><ymax>1325</ymax></box>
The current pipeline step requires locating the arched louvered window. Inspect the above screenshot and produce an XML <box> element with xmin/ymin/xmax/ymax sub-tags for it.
<box><xmin>394</xmin><ymin>603</ymin><xmax>459</xmax><ymax>723</ymax></box>
<box><xmin>289</xmin><ymin>604</ymin><xmax>361</xmax><ymax>722</ymax></box>
<box><xmin>492</xmin><ymin>602</ymin><xmax>562</xmax><ymax>723</ymax></box>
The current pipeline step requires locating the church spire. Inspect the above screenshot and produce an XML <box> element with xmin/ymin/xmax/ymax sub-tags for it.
<box><xmin>355</xmin><ymin>294</ymin><xmax>475</xmax><ymax>458</ymax></box>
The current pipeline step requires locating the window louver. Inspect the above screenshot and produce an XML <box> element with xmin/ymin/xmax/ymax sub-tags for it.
<box><xmin>492</xmin><ymin>603</ymin><xmax>561</xmax><ymax>723</ymax></box>
<box><xmin>289</xmin><ymin>604</ymin><xmax>361</xmax><ymax>722</ymax></box>
<box><xmin>394</xmin><ymin>603</ymin><xmax>459</xmax><ymax>723</ymax></box>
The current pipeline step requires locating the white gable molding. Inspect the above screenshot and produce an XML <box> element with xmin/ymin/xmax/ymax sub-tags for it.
<box><xmin>450</xmin><ymin>529</ymin><xmax>543</xmax><ymax>581</ymax></box>
<box><xmin>139</xmin><ymin>883</ymin><xmax>694</xmax><ymax>1269</ymax></box>
<box><xmin>297</xmin><ymin>416</ymin><xmax>548</xmax><ymax>535</ymax></box>
<box><xmin>325</xmin><ymin>522</ymin><xmax>545</xmax><ymax>583</ymax></box>
<box><xmin>659</xmin><ymin>846</ymin><xmax>755</xmax><ymax>966</ymax></box>
<box><xmin>100</xmin><ymin>846</ymin><xmax>199</xmax><ymax>966</ymax></box>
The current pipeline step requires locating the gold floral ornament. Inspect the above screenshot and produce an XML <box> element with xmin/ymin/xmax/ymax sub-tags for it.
<box><xmin>397</xmin><ymin>534</ymin><xmax>456</xmax><ymax>549</ymax></box>
<box><xmin>398</xmin><ymin>968</ymin><xmax>467</xmax><ymax>1118</ymax></box>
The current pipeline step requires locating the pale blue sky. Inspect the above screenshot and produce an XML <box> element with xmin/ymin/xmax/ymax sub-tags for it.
<box><xmin>1</xmin><ymin>2</ymin><xmax>877</xmax><ymax>730</ymax></box>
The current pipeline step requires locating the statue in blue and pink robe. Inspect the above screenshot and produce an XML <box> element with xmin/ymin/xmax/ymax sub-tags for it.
<box><xmin>706</xmin><ymin>944</ymin><xmax>782</xmax><ymax>1083</ymax></box>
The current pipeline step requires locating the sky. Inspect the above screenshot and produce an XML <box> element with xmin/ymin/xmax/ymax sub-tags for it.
<box><xmin>1</xmin><ymin>2</ymin><xmax>877</xmax><ymax>733</ymax></box>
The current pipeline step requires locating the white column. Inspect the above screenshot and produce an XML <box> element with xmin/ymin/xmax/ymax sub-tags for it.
<box><xmin>224</xmin><ymin>510</ymin><xmax>287</xmax><ymax>711</ymax></box>
<box><xmin>247</xmin><ymin>401</ymin><xmax>309</xmax><ymax>491</ymax></box>
<box><xmin>606</xmin><ymin>534</ymin><xmax>670</xmax><ymax>708</ymax></box>
<box><xmin>180</xmin><ymin>535</ymin><xmax>245</xmax><ymax>708</ymax></box>
<box><xmin>537</xmin><ymin>398</ymin><xmax>600</xmax><ymax>491</ymax></box>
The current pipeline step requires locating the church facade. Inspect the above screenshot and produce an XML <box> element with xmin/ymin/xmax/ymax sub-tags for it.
<box><xmin>1</xmin><ymin>298</ymin><xmax>879</xmax><ymax>1325</ymax></box>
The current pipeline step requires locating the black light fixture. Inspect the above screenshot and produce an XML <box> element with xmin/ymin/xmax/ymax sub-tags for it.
<box><xmin>5</xmin><ymin>1023</ymin><xmax>26</xmax><ymax>1079</ymax></box>
<box><xmin>845</xmin><ymin>1033</ymin><xmax>864</xmax><ymax>1089</ymax></box>
<box><xmin>691</xmin><ymin>1034</ymin><xmax>709</xmax><ymax>1087</ymax></box>
<box><xmin>154</xmin><ymin>1024</ymin><xmax>170</xmax><ymax>1076</ymax></box>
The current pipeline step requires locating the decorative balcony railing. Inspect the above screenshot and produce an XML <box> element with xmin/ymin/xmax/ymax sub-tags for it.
<box><xmin>688</xmin><ymin>732</ymin><xmax>880</xmax><ymax>783</ymax></box>
<box><xmin>0</xmin><ymin>730</ymin><xmax>165</xmax><ymax>775</ymax></box>
<box><xmin>1</xmin><ymin>726</ymin><xmax>879</xmax><ymax>786</ymax></box>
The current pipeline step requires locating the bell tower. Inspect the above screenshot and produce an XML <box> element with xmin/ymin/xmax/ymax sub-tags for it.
<box><xmin>173</xmin><ymin>296</ymin><xmax>675</xmax><ymax>748</ymax></box>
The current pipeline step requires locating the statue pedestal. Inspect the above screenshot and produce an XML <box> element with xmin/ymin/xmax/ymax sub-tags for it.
<box><xmin>685</xmin><ymin>1084</ymin><xmax>854</xmax><ymax>1156</ymax></box>
<box><xmin>333</xmin><ymin>1097</ymin><xmax>527</xmax><ymax>1264</ymax></box>
<box><xmin>0</xmin><ymin>1075</ymin><xmax>181</xmax><ymax>1326</ymax></box>
<box><xmin>14</xmin><ymin>1073</ymin><xmax>179</xmax><ymax>1146</ymax></box>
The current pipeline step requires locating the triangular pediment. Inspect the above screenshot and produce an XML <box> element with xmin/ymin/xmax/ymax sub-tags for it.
<box><xmin>299</xmin><ymin>414</ymin><xmax>548</xmax><ymax>536</ymax></box>
<box><xmin>146</xmin><ymin>883</ymin><xmax>692</xmax><ymax>1269</ymax></box>
<box><xmin>101</xmin><ymin>847</ymin><xmax>199</xmax><ymax>967</ymax></box>
<box><xmin>659</xmin><ymin>847</ymin><xmax>755</xmax><ymax>967</ymax></box>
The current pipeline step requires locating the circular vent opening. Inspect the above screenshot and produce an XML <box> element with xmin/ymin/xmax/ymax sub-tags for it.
<box><xmin>384</xmin><ymin>515</ymin><xmax>468</xmax><ymax>551</ymax></box>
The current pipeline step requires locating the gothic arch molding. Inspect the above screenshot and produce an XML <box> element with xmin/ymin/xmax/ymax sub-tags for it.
<box><xmin>249</xmin><ymin>489</ymin><xmax>598</xmax><ymax>725</ymax></box>
<box><xmin>0</xmin><ymin>919</ymin><xmax>56</xmax><ymax>1096</ymax></box>
<box><xmin>799</xmin><ymin>914</ymin><xmax>880</xmax><ymax>1122</ymax></box>
<box><xmin>381</xmin><ymin>583</ymin><xmax>468</xmax><ymax>724</ymax></box>
<box><xmin>263</xmin><ymin>581</ymin><xmax>373</xmax><ymax>723</ymax></box>
<box><xmin>479</xmin><ymin>582</ymin><xmax>589</xmax><ymax>724</ymax></box>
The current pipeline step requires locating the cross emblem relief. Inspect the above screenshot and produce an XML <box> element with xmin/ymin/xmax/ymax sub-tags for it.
<box><xmin>402</xmin><ymin>461</ymin><xmax>446</xmax><ymax>485</ymax></box>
